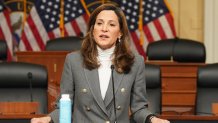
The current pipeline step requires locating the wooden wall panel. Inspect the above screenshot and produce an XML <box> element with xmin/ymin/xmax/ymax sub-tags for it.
<box><xmin>166</xmin><ymin>0</ymin><xmax>204</xmax><ymax>42</ymax></box>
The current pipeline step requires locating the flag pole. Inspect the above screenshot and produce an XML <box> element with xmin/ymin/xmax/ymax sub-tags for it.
<box><xmin>60</xmin><ymin>0</ymin><xmax>64</xmax><ymax>37</ymax></box>
<box><xmin>80</xmin><ymin>0</ymin><xmax>90</xmax><ymax>17</ymax></box>
<box><xmin>23</xmin><ymin>0</ymin><xmax>27</xmax><ymax>30</ymax></box>
<box><xmin>139</xmin><ymin>0</ymin><xmax>144</xmax><ymax>45</ymax></box>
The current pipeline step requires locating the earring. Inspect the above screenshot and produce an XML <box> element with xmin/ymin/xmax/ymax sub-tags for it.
<box><xmin>118</xmin><ymin>36</ymin><xmax>122</xmax><ymax>43</ymax></box>
<box><xmin>118</xmin><ymin>37</ymin><xmax>121</xmax><ymax>43</ymax></box>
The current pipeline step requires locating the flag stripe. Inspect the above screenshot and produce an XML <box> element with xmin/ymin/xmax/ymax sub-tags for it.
<box><xmin>76</xmin><ymin>15</ymin><xmax>87</xmax><ymax>35</ymax></box>
<box><xmin>143</xmin><ymin>25</ymin><xmax>154</xmax><ymax>42</ymax></box>
<box><xmin>71</xmin><ymin>20</ymin><xmax>81</xmax><ymax>36</ymax></box>
<box><xmin>147</xmin><ymin>22</ymin><xmax>161</xmax><ymax>41</ymax></box>
<box><xmin>165</xmin><ymin>13</ymin><xmax>177</xmax><ymax>36</ymax></box>
<box><xmin>20</xmin><ymin>33</ymin><xmax>33</xmax><ymax>51</ymax></box>
<box><xmin>0</xmin><ymin>26</ymin><xmax>4</xmax><ymax>39</ymax></box>
<box><xmin>64</xmin><ymin>27</ymin><xmax>69</xmax><ymax>36</ymax></box>
<box><xmin>141</xmin><ymin>33</ymin><xmax>150</xmax><ymax>52</ymax></box>
<box><xmin>31</xmin><ymin>7</ymin><xmax>49</xmax><ymax>44</ymax></box>
<box><xmin>18</xmin><ymin>40</ymin><xmax>27</xmax><ymax>51</ymax></box>
<box><xmin>28</xmin><ymin>15</ymin><xmax>45</xmax><ymax>50</ymax></box>
<box><xmin>65</xmin><ymin>22</ymin><xmax>76</xmax><ymax>36</ymax></box>
<box><xmin>0</xmin><ymin>11</ymin><xmax>13</xmax><ymax>61</ymax></box>
<box><xmin>130</xmin><ymin>32</ymin><xmax>146</xmax><ymax>58</ymax></box>
<box><xmin>159</xmin><ymin>15</ymin><xmax>174</xmax><ymax>38</ymax></box>
<box><xmin>52</xmin><ymin>28</ymin><xmax>62</xmax><ymax>38</ymax></box>
<box><xmin>83</xmin><ymin>13</ymin><xmax>89</xmax><ymax>24</ymax></box>
<box><xmin>23</xmin><ymin>22</ymin><xmax>40</xmax><ymax>51</ymax></box>
<box><xmin>153</xmin><ymin>19</ymin><xmax>167</xmax><ymax>39</ymax></box>
<box><xmin>4</xmin><ymin>10</ymin><xmax>13</xmax><ymax>61</ymax></box>
<box><xmin>48</xmin><ymin>31</ymin><xmax>55</xmax><ymax>40</ymax></box>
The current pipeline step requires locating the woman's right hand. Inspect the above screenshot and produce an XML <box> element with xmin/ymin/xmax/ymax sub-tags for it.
<box><xmin>31</xmin><ymin>116</ymin><xmax>51</xmax><ymax>123</ymax></box>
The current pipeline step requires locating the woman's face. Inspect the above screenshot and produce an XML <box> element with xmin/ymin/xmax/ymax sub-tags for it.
<box><xmin>93</xmin><ymin>10</ymin><xmax>122</xmax><ymax>50</ymax></box>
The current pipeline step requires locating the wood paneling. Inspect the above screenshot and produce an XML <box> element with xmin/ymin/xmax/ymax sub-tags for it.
<box><xmin>166</xmin><ymin>0</ymin><xmax>204</xmax><ymax>42</ymax></box>
<box><xmin>0</xmin><ymin>102</ymin><xmax>39</xmax><ymax>115</ymax></box>
<box><xmin>146</xmin><ymin>61</ymin><xmax>205</xmax><ymax>115</ymax></box>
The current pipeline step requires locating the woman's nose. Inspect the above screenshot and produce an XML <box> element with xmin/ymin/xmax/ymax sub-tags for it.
<box><xmin>102</xmin><ymin>25</ymin><xmax>108</xmax><ymax>32</ymax></box>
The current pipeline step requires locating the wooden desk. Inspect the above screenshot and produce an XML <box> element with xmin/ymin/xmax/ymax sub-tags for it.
<box><xmin>0</xmin><ymin>114</ymin><xmax>45</xmax><ymax>119</ymax></box>
<box><xmin>0</xmin><ymin>114</ymin><xmax>45</xmax><ymax>123</ymax></box>
<box><xmin>16</xmin><ymin>51</ymin><xmax>69</xmax><ymax>112</ymax></box>
<box><xmin>160</xmin><ymin>115</ymin><xmax>218</xmax><ymax>123</ymax></box>
<box><xmin>146</xmin><ymin>61</ymin><xmax>205</xmax><ymax>115</ymax></box>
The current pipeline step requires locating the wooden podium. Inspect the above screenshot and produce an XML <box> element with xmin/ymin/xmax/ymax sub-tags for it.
<box><xmin>0</xmin><ymin>102</ymin><xmax>39</xmax><ymax>115</ymax></box>
<box><xmin>212</xmin><ymin>103</ymin><xmax>218</xmax><ymax>115</ymax></box>
<box><xmin>146</xmin><ymin>61</ymin><xmax>205</xmax><ymax>115</ymax></box>
<box><xmin>16</xmin><ymin>51</ymin><xmax>69</xmax><ymax>112</ymax></box>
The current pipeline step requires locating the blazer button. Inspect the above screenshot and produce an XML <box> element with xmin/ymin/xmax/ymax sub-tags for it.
<box><xmin>85</xmin><ymin>106</ymin><xmax>91</xmax><ymax>111</ymax></box>
<box><xmin>116</xmin><ymin>105</ymin><xmax>121</xmax><ymax>110</ymax></box>
<box><xmin>121</xmin><ymin>88</ymin><xmax>125</xmax><ymax>93</ymax></box>
<box><xmin>82</xmin><ymin>88</ymin><xmax>87</xmax><ymax>93</ymax></box>
<box><xmin>86</xmin><ymin>107</ymin><xmax>91</xmax><ymax>111</ymax></box>
<box><xmin>105</xmin><ymin>121</ymin><xmax>110</xmax><ymax>123</ymax></box>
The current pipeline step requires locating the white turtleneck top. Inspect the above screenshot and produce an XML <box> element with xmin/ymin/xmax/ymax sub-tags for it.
<box><xmin>97</xmin><ymin>46</ymin><xmax>115</xmax><ymax>99</ymax></box>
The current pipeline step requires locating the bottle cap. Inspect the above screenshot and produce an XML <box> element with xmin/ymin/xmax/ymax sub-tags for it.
<box><xmin>61</xmin><ymin>94</ymin><xmax>70</xmax><ymax>98</ymax></box>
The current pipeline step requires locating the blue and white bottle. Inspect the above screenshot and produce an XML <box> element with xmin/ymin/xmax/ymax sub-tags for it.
<box><xmin>59</xmin><ymin>94</ymin><xmax>72</xmax><ymax>123</ymax></box>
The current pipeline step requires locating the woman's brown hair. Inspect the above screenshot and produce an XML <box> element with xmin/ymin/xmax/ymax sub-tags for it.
<box><xmin>81</xmin><ymin>3</ymin><xmax>134</xmax><ymax>73</ymax></box>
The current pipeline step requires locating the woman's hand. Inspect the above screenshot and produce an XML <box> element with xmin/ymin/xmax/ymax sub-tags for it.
<box><xmin>151</xmin><ymin>117</ymin><xmax>170</xmax><ymax>123</ymax></box>
<box><xmin>31</xmin><ymin>116</ymin><xmax>52</xmax><ymax>123</ymax></box>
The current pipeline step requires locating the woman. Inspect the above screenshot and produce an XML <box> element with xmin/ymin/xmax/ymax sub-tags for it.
<box><xmin>31</xmin><ymin>3</ymin><xmax>169</xmax><ymax>123</ymax></box>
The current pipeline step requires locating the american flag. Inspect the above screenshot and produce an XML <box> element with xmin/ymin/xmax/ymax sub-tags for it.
<box><xmin>19</xmin><ymin>0</ymin><xmax>88</xmax><ymax>51</ymax></box>
<box><xmin>119</xmin><ymin>0</ymin><xmax>176</xmax><ymax>58</ymax></box>
<box><xmin>0</xmin><ymin>1</ymin><xmax>13</xmax><ymax>61</ymax></box>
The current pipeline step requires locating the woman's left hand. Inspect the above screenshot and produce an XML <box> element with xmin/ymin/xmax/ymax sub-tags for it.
<box><xmin>151</xmin><ymin>117</ymin><xmax>170</xmax><ymax>123</ymax></box>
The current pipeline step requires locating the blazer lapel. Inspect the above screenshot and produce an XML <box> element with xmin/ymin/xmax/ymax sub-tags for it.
<box><xmin>83</xmin><ymin>68</ymin><xmax>108</xmax><ymax>116</ymax></box>
<box><xmin>104</xmin><ymin>70</ymin><xmax>124</xmax><ymax>107</ymax></box>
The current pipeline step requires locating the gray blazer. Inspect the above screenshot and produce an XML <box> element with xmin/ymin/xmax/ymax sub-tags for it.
<box><xmin>49</xmin><ymin>51</ymin><xmax>152</xmax><ymax>123</ymax></box>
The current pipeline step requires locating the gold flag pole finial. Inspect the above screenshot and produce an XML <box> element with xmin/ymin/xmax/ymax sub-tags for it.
<box><xmin>60</xmin><ymin>0</ymin><xmax>64</xmax><ymax>37</ymax></box>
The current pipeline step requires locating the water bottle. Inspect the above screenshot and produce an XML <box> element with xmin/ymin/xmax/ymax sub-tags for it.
<box><xmin>59</xmin><ymin>94</ymin><xmax>72</xmax><ymax>123</ymax></box>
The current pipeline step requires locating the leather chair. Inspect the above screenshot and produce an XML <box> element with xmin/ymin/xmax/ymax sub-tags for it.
<box><xmin>45</xmin><ymin>36</ymin><xmax>82</xmax><ymax>51</ymax></box>
<box><xmin>145</xmin><ymin>63</ymin><xmax>161</xmax><ymax>115</ymax></box>
<box><xmin>0</xmin><ymin>62</ymin><xmax>48</xmax><ymax>114</ymax></box>
<box><xmin>146</xmin><ymin>38</ymin><xmax>206</xmax><ymax>63</ymax></box>
<box><xmin>195</xmin><ymin>63</ymin><xmax>218</xmax><ymax>115</ymax></box>
<box><xmin>0</xmin><ymin>40</ymin><xmax>7</xmax><ymax>61</ymax></box>
<box><xmin>173</xmin><ymin>38</ymin><xmax>206</xmax><ymax>63</ymax></box>
<box><xmin>146</xmin><ymin>38</ymin><xmax>176</xmax><ymax>61</ymax></box>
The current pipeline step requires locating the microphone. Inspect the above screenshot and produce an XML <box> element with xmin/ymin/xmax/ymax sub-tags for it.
<box><xmin>111</xmin><ymin>65</ymin><xmax>117</xmax><ymax>123</ymax></box>
<box><xmin>27</xmin><ymin>72</ymin><xmax>33</xmax><ymax>102</ymax></box>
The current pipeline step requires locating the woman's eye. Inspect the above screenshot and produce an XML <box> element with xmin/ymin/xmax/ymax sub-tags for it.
<box><xmin>96</xmin><ymin>22</ymin><xmax>102</xmax><ymax>25</ymax></box>
<box><xmin>110</xmin><ymin>24</ymin><xmax>115</xmax><ymax>26</ymax></box>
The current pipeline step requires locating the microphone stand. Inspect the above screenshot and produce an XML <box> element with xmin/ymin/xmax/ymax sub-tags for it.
<box><xmin>111</xmin><ymin>65</ymin><xmax>117</xmax><ymax>123</ymax></box>
<box><xmin>27</xmin><ymin>72</ymin><xmax>33</xmax><ymax>102</ymax></box>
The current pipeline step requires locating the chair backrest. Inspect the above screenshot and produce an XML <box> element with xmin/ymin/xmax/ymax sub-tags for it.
<box><xmin>173</xmin><ymin>38</ymin><xmax>206</xmax><ymax>63</ymax></box>
<box><xmin>45</xmin><ymin>36</ymin><xmax>82</xmax><ymax>51</ymax></box>
<box><xmin>146</xmin><ymin>38</ymin><xmax>206</xmax><ymax>63</ymax></box>
<box><xmin>145</xmin><ymin>63</ymin><xmax>161</xmax><ymax>115</ymax></box>
<box><xmin>146</xmin><ymin>38</ymin><xmax>176</xmax><ymax>61</ymax></box>
<box><xmin>195</xmin><ymin>63</ymin><xmax>218</xmax><ymax>115</ymax></box>
<box><xmin>0</xmin><ymin>40</ymin><xmax>7</xmax><ymax>61</ymax></box>
<box><xmin>0</xmin><ymin>62</ymin><xmax>48</xmax><ymax>114</ymax></box>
